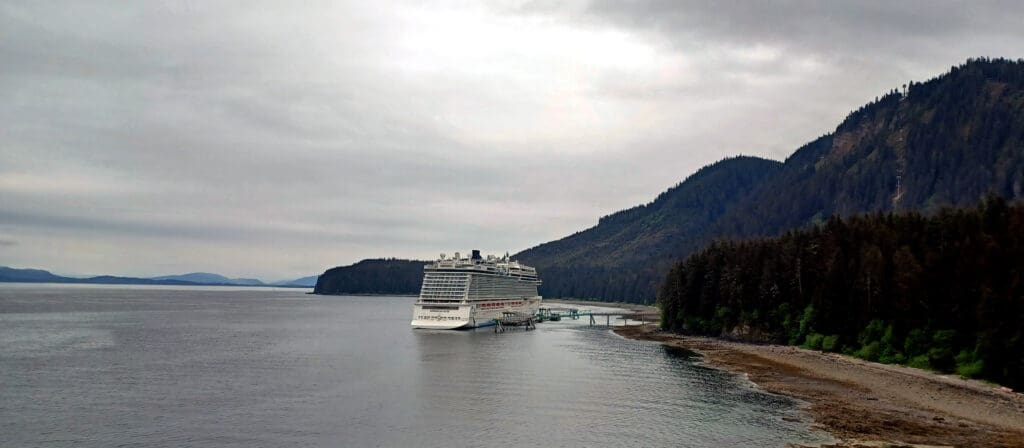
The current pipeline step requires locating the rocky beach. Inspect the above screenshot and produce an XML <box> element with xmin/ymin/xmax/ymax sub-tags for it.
<box><xmin>615</xmin><ymin>325</ymin><xmax>1024</xmax><ymax>447</ymax></box>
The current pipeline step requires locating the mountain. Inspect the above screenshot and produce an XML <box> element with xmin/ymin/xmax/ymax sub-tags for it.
<box><xmin>0</xmin><ymin>266</ymin><xmax>74</xmax><ymax>283</ymax></box>
<box><xmin>80</xmin><ymin>275</ymin><xmax>194</xmax><ymax>285</ymax></box>
<box><xmin>314</xmin><ymin>259</ymin><xmax>427</xmax><ymax>295</ymax></box>
<box><xmin>151</xmin><ymin>272</ymin><xmax>265</xmax><ymax>286</ymax></box>
<box><xmin>516</xmin><ymin>156</ymin><xmax>782</xmax><ymax>304</ymax></box>
<box><xmin>276</xmin><ymin>275</ymin><xmax>319</xmax><ymax>287</ymax></box>
<box><xmin>717</xmin><ymin>57</ymin><xmax>1024</xmax><ymax>238</ymax></box>
<box><xmin>0</xmin><ymin>267</ymin><xmax>195</xmax><ymax>285</ymax></box>
<box><xmin>0</xmin><ymin>266</ymin><xmax>306</xmax><ymax>287</ymax></box>
<box><xmin>516</xmin><ymin>57</ymin><xmax>1024</xmax><ymax>304</ymax></box>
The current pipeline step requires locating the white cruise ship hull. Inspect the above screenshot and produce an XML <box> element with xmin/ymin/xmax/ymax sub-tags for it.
<box><xmin>411</xmin><ymin>297</ymin><xmax>541</xmax><ymax>330</ymax></box>
<box><xmin>412</xmin><ymin>251</ymin><xmax>543</xmax><ymax>330</ymax></box>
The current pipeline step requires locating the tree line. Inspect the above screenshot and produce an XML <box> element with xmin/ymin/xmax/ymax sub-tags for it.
<box><xmin>659</xmin><ymin>197</ymin><xmax>1024</xmax><ymax>388</ymax></box>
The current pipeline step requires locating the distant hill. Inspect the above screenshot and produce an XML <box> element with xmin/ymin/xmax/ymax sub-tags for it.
<box><xmin>78</xmin><ymin>275</ymin><xmax>194</xmax><ymax>285</ymax></box>
<box><xmin>0</xmin><ymin>267</ymin><xmax>193</xmax><ymax>285</ymax></box>
<box><xmin>516</xmin><ymin>57</ymin><xmax>1024</xmax><ymax>304</ymax></box>
<box><xmin>0</xmin><ymin>266</ymin><xmax>305</xmax><ymax>288</ymax></box>
<box><xmin>152</xmin><ymin>272</ymin><xmax>266</xmax><ymax>286</ymax></box>
<box><xmin>314</xmin><ymin>259</ymin><xmax>427</xmax><ymax>295</ymax></box>
<box><xmin>275</xmin><ymin>275</ymin><xmax>319</xmax><ymax>287</ymax></box>
<box><xmin>0</xmin><ymin>266</ymin><xmax>74</xmax><ymax>283</ymax></box>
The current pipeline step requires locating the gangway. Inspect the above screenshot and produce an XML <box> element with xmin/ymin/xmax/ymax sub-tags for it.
<box><xmin>537</xmin><ymin>307</ymin><xmax>586</xmax><ymax>321</ymax></box>
<box><xmin>536</xmin><ymin>306</ymin><xmax>659</xmax><ymax>326</ymax></box>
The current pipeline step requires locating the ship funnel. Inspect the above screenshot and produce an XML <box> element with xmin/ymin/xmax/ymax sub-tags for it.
<box><xmin>471</xmin><ymin>249</ymin><xmax>482</xmax><ymax>260</ymax></box>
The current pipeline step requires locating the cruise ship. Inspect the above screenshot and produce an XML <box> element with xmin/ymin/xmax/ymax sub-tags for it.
<box><xmin>411</xmin><ymin>250</ymin><xmax>542</xmax><ymax>329</ymax></box>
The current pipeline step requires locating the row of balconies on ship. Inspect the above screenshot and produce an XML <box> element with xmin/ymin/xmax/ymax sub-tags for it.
<box><xmin>429</xmin><ymin>260</ymin><xmax>535</xmax><ymax>272</ymax></box>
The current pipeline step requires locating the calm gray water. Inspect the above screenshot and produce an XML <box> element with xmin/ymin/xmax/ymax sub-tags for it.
<box><xmin>0</xmin><ymin>284</ymin><xmax>831</xmax><ymax>447</ymax></box>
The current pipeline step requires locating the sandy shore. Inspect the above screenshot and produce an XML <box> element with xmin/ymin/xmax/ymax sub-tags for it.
<box><xmin>615</xmin><ymin>325</ymin><xmax>1024</xmax><ymax>448</ymax></box>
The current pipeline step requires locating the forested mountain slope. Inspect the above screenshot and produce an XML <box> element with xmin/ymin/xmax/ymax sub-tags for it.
<box><xmin>718</xmin><ymin>58</ymin><xmax>1024</xmax><ymax>238</ymax></box>
<box><xmin>515</xmin><ymin>156</ymin><xmax>781</xmax><ymax>303</ymax></box>
<box><xmin>314</xmin><ymin>259</ymin><xmax>427</xmax><ymax>295</ymax></box>
<box><xmin>517</xmin><ymin>57</ymin><xmax>1024</xmax><ymax>303</ymax></box>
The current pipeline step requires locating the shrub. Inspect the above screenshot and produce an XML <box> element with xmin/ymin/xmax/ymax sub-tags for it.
<box><xmin>776</xmin><ymin>303</ymin><xmax>797</xmax><ymax>344</ymax></box>
<box><xmin>903</xmin><ymin>328</ymin><xmax>929</xmax><ymax>357</ymax></box>
<box><xmin>797</xmin><ymin>304</ymin><xmax>815</xmax><ymax>343</ymax></box>
<box><xmin>906</xmin><ymin>354</ymin><xmax>932</xmax><ymax>370</ymax></box>
<box><xmin>821</xmin><ymin>335</ymin><xmax>840</xmax><ymax>352</ymax></box>
<box><xmin>684</xmin><ymin>317</ymin><xmax>708</xmax><ymax>334</ymax></box>
<box><xmin>956</xmin><ymin>360</ymin><xmax>985</xmax><ymax>378</ymax></box>
<box><xmin>955</xmin><ymin>349</ymin><xmax>985</xmax><ymax>379</ymax></box>
<box><xmin>928</xmin><ymin>329</ymin><xmax>957</xmax><ymax>371</ymax></box>
<box><xmin>855</xmin><ymin>341</ymin><xmax>881</xmax><ymax>361</ymax></box>
<box><xmin>879</xmin><ymin>323</ymin><xmax>902</xmax><ymax>363</ymax></box>
<box><xmin>879</xmin><ymin>351</ymin><xmax>906</xmax><ymax>364</ymax></box>
<box><xmin>858</xmin><ymin>319</ymin><xmax>886</xmax><ymax>347</ymax></box>
<box><xmin>712</xmin><ymin>306</ymin><xmax>733</xmax><ymax>334</ymax></box>
<box><xmin>803</xmin><ymin>333</ymin><xmax>824</xmax><ymax>350</ymax></box>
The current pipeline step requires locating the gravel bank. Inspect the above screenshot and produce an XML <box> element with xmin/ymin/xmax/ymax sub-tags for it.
<box><xmin>616</xmin><ymin>325</ymin><xmax>1024</xmax><ymax>448</ymax></box>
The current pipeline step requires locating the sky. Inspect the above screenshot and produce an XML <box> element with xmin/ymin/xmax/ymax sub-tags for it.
<box><xmin>2</xmin><ymin>1</ymin><xmax>1023</xmax><ymax>281</ymax></box>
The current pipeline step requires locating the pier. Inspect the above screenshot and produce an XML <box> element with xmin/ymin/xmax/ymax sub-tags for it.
<box><xmin>493</xmin><ymin>307</ymin><xmax>660</xmax><ymax>333</ymax></box>
<box><xmin>584</xmin><ymin>311</ymin><xmax>659</xmax><ymax>326</ymax></box>
<box><xmin>538</xmin><ymin>306</ymin><xmax>659</xmax><ymax>326</ymax></box>
<box><xmin>536</xmin><ymin>307</ymin><xmax>585</xmax><ymax>322</ymax></box>
<box><xmin>494</xmin><ymin>311</ymin><xmax>536</xmax><ymax>332</ymax></box>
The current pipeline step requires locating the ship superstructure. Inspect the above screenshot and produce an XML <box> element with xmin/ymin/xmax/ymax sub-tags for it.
<box><xmin>411</xmin><ymin>250</ymin><xmax>542</xmax><ymax>329</ymax></box>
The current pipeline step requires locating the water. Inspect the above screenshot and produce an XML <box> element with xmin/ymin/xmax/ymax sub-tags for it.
<box><xmin>0</xmin><ymin>284</ymin><xmax>831</xmax><ymax>447</ymax></box>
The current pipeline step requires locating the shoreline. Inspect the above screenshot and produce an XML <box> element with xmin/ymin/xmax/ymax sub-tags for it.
<box><xmin>615</xmin><ymin>325</ymin><xmax>1024</xmax><ymax>448</ymax></box>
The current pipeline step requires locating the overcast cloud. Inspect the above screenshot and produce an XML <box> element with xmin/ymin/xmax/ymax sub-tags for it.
<box><xmin>2</xmin><ymin>1</ymin><xmax>1023</xmax><ymax>280</ymax></box>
